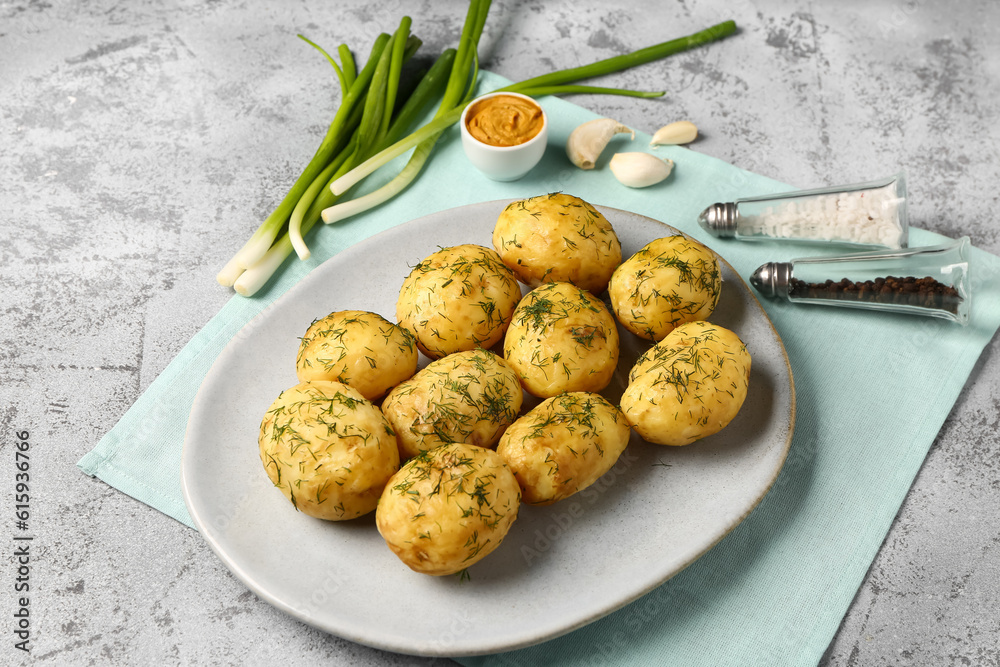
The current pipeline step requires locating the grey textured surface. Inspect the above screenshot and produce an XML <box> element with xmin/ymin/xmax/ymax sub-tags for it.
<box><xmin>1</xmin><ymin>0</ymin><xmax>998</xmax><ymax>665</ymax></box>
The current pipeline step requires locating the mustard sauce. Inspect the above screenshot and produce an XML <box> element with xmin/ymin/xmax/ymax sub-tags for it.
<box><xmin>465</xmin><ymin>95</ymin><xmax>544</xmax><ymax>147</ymax></box>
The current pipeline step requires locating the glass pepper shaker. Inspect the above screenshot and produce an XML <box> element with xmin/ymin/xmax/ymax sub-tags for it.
<box><xmin>699</xmin><ymin>172</ymin><xmax>908</xmax><ymax>249</ymax></box>
<box><xmin>750</xmin><ymin>237</ymin><xmax>972</xmax><ymax>325</ymax></box>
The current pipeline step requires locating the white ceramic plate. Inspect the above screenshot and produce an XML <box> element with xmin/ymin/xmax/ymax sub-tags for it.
<box><xmin>181</xmin><ymin>201</ymin><xmax>795</xmax><ymax>657</ymax></box>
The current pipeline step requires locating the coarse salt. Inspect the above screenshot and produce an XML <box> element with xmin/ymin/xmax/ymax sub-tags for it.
<box><xmin>740</xmin><ymin>182</ymin><xmax>905</xmax><ymax>248</ymax></box>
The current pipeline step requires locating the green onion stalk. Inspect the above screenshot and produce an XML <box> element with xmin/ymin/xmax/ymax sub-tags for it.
<box><xmin>233</xmin><ymin>32</ymin><xmax>391</xmax><ymax>270</ymax></box>
<box><xmin>286</xmin><ymin>16</ymin><xmax>415</xmax><ymax>261</ymax></box>
<box><xmin>232</xmin><ymin>47</ymin><xmax>459</xmax><ymax>295</ymax></box>
<box><xmin>228</xmin><ymin>1</ymin><xmax>491</xmax><ymax>295</ymax></box>
<box><xmin>223</xmin><ymin>1</ymin><xmax>737</xmax><ymax>296</ymax></box>
<box><xmin>319</xmin><ymin>0</ymin><xmax>493</xmax><ymax>227</ymax></box>
<box><xmin>324</xmin><ymin>18</ymin><xmax>736</xmax><ymax>209</ymax></box>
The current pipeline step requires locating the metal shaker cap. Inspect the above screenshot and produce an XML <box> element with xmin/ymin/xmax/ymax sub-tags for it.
<box><xmin>698</xmin><ymin>202</ymin><xmax>739</xmax><ymax>238</ymax></box>
<box><xmin>750</xmin><ymin>262</ymin><xmax>792</xmax><ymax>298</ymax></box>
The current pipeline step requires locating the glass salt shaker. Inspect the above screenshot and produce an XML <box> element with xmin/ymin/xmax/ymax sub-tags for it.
<box><xmin>699</xmin><ymin>172</ymin><xmax>909</xmax><ymax>249</ymax></box>
<box><xmin>750</xmin><ymin>237</ymin><xmax>972</xmax><ymax>325</ymax></box>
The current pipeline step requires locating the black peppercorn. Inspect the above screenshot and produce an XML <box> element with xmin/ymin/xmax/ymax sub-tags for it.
<box><xmin>789</xmin><ymin>275</ymin><xmax>961</xmax><ymax>314</ymax></box>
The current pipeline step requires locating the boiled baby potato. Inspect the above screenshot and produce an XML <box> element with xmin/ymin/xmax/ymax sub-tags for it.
<box><xmin>396</xmin><ymin>244</ymin><xmax>521</xmax><ymax>359</ymax></box>
<box><xmin>492</xmin><ymin>193</ymin><xmax>622</xmax><ymax>293</ymax></box>
<box><xmin>295</xmin><ymin>310</ymin><xmax>418</xmax><ymax>401</ymax></box>
<box><xmin>376</xmin><ymin>443</ymin><xmax>521</xmax><ymax>576</ymax></box>
<box><xmin>381</xmin><ymin>349</ymin><xmax>523</xmax><ymax>460</ymax></box>
<box><xmin>620</xmin><ymin>321</ymin><xmax>750</xmax><ymax>446</ymax></box>
<box><xmin>503</xmin><ymin>281</ymin><xmax>619</xmax><ymax>398</ymax></box>
<box><xmin>497</xmin><ymin>392</ymin><xmax>631</xmax><ymax>505</ymax></box>
<box><xmin>258</xmin><ymin>381</ymin><xmax>400</xmax><ymax>520</ymax></box>
<box><xmin>608</xmin><ymin>235</ymin><xmax>722</xmax><ymax>341</ymax></box>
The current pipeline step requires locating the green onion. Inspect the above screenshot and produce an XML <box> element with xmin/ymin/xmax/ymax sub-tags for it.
<box><xmin>288</xmin><ymin>19</ymin><xmax>415</xmax><ymax>260</ymax></box>
<box><xmin>321</xmin><ymin>0</ymin><xmax>490</xmax><ymax>224</ymax></box>
<box><xmin>502</xmin><ymin>20</ymin><xmax>737</xmax><ymax>94</ymax></box>
<box><xmin>325</xmin><ymin>20</ymin><xmax>736</xmax><ymax>204</ymax></box>
<box><xmin>383</xmin><ymin>48</ymin><xmax>457</xmax><ymax>146</ymax></box>
<box><xmin>298</xmin><ymin>35</ymin><xmax>349</xmax><ymax>98</ymax></box>
<box><xmin>338</xmin><ymin>45</ymin><xmax>356</xmax><ymax>89</ymax></box>
<box><xmin>314</xmin><ymin>0</ymin><xmax>490</xmax><ymax>257</ymax></box>
<box><xmin>225</xmin><ymin>32</ymin><xmax>392</xmax><ymax>276</ymax></box>
<box><xmin>327</xmin><ymin>106</ymin><xmax>462</xmax><ymax>197</ymax></box>
<box><xmin>512</xmin><ymin>85</ymin><xmax>664</xmax><ymax>99</ymax></box>
<box><xmin>231</xmin><ymin>44</ymin><xmax>459</xmax><ymax>295</ymax></box>
<box><xmin>222</xmin><ymin>3</ymin><xmax>738</xmax><ymax>296</ymax></box>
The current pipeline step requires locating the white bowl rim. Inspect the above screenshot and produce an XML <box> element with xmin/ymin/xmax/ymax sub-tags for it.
<box><xmin>460</xmin><ymin>91</ymin><xmax>548</xmax><ymax>152</ymax></box>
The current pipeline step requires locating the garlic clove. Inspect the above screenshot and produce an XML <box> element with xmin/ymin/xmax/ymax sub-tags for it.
<box><xmin>650</xmin><ymin>120</ymin><xmax>698</xmax><ymax>146</ymax></box>
<box><xmin>566</xmin><ymin>118</ymin><xmax>634</xmax><ymax>170</ymax></box>
<box><xmin>609</xmin><ymin>152</ymin><xmax>674</xmax><ymax>188</ymax></box>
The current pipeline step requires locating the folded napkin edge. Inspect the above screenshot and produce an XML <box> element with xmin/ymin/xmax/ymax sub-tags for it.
<box><xmin>78</xmin><ymin>450</ymin><xmax>195</xmax><ymax>527</ymax></box>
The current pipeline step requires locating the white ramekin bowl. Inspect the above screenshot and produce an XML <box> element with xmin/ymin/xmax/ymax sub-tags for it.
<box><xmin>459</xmin><ymin>92</ymin><xmax>548</xmax><ymax>182</ymax></box>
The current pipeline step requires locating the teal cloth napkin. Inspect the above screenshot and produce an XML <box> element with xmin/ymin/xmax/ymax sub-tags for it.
<box><xmin>79</xmin><ymin>71</ymin><xmax>1000</xmax><ymax>666</ymax></box>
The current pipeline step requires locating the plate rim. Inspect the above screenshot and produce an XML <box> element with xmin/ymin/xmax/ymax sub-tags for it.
<box><xmin>181</xmin><ymin>199</ymin><xmax>796</xmax><ymax>657</ymax></box>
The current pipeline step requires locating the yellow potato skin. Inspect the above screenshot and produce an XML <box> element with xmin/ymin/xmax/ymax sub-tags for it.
<box><xmin>620</xmin><ymin>321</ymin><xmax>751</xmax><ymax>446</ymax></box>
<box><xmin>295</xmin><ymin>310</ymin><xmax>418</xmax><ymax>401</ymax></box>
<box><xmin>381</xmin><ymin>349</ymin><xmax>523</xmax><ymax>460</ymax></box>
<box><xmin>492</xmin><ymin>193</ymin><xmax>622</xmax><ymax>293</ymax></box>
<box><xmin>497</xmin><ymin>392</ymin><xmax>631</xmax><ymax>505</ymax></box>
<box><xmin>376</xmin><ymin>443</ymin><xmax>521</xmax><ymax>576</ymax></box>
<box><xmin>608</xmin><ymin>235</ymin><xmax>722</xmax><ymax>341</ymax></box>
<box><xmin>503</xmin><ymin>281</ymin><xmax>619</xmax><ymax>398</ymax></box>
<box><xmin>258</xmin><ymin>381</ymin><xmax>400</xmax><ymax>520</ymax></box>
<box><xmin>396</xmin><ymin>244</ymin><xmax>521</xmax><ymax>359</ymax></box>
